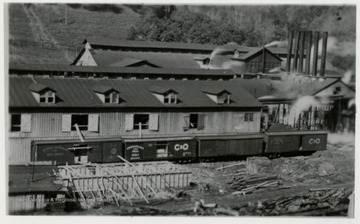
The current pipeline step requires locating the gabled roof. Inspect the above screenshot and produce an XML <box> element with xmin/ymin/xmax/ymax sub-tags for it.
<box><xmin>84</xmin><ymin>38</ymin><xmax>217</xmax><ymax>52</ymax></box>
<box><xmin>231</xmin><ymin>48</ymin><xmax>283</xmax><ymax>61</ymax></box>
<box><xmin>149</xmin><ymin>86</ymin><xmax>177</xmax><ymax>94</ymax></box>
<box><xmin>9</xmin><ymin>77</ymin><xmax>262</xmax><ymax>109</ymax></box>
<box><xmin>89</xmin><ymin>49</ymin><xmax>202</xmax><ymax>69</ymax></box>
<box><xmin>28</xmin><ymin>83</ymin><xmax>54</xmax><ymax>93</ymax></box>
<box><xmin>91</xmin><ymin>85</ymin><xmax>119</xmax><ymax>94</ymax></box>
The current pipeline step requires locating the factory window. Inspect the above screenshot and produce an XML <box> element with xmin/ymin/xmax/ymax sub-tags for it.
<box><xmin>164</xmin><ymin>92</ymin><xmax>178</xmax><ymax>104</ymax></box>
<box><xmin>10</xmin><ymin>114</ymin><xmax>21</xmax><ymax>132</ymax></box>
<box><xmin>40</xmin><ymin>91</ymin><xmax>55</xmax><ymax>103</ymax></box>
<box><xmin>245</xmin><ymin>113</ymin><xmax>254</xmax><ymax>122</ymax></box>
<box><xmin>71</xmin><ymin>115</ymin><xmax>89</xmax><ymax>131</ymax></box>
<box><xmin>189</xmin><ymin>114</ymin><xmax>198</xmax><ymax>128</ymax></box>
<box><xmin>105</xmin><ymin>92</ymin><xmax>119</xmax><ymax>103</ymax></box>
<box><xmin>183</xmin><ymin>114</ymin><xmax>205</xmax><ymax>130</ymax></box>
<box><xmin>133</xmin><ymin>114</ymin><xmax>149</xmax><ymax>130</ymax></box>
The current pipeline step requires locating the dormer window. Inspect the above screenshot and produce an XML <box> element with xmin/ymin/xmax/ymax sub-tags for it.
<box><xmin>217</xmin><ymin>92</ymin><xmax>231</xmax><ymax>104</ymax></box>
<box><xmin>149</xmin><ymin>86</ymin><xmax>179</xmax><ymax>105</ymax></box>
<box><xmin>92</xmin><ymin>85</ymin><xmax>121</xmax><ymax>104</ymax></box>
<box><xmin>40</xmin><ymin>90</ymin><xmax>56</xmax><ymax>103</ymax></box>
<box><xmin>164</xmin><ymin>92</ymin><xmax>178</xmax><ymax>104</ymax></box>
<box><xmin>105</xmin><ymin>92</ymin><xmax>119</xmax><ymax>103</ymax></box>
<box><xmin>202</xmin><ymin>87</ymin><xmax>232</xmax><ymax>105</ymax></box>
<box><xmin>28</xmin><ymin>83</ymin><xmax>57</xmax><ymax>104</ymax></box>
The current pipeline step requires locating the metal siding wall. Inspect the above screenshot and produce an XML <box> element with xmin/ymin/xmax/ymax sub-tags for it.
<box><xmin>8</xmin><ymin>111</ymin><xmax>261</xmax><ymax>164</ymax></box>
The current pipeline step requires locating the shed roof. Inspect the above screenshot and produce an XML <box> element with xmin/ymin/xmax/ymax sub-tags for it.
<box><xmin>9</xmin><ymin>77</ymin><xmax>262</xmax><ymax>109</ymax></box>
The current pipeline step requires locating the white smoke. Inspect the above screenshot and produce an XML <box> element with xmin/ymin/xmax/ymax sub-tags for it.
<box><xmin>287</xmin><ymin>96</ymin><xmax>321</xmax><ymax>125</ymax></box>
<box><xmin>265</xmin><ymin>40</ymin><xmax>288</xmax><ymax>48</ymax></box>
<box><xmin>348</xmin><ymin>98</ymin><xmax>355</xmax><ymax>109</ymax></box>
<box><xmin>341</xmin><ymin>70</ymin><xmax>353</xmax><ymax>84</ymax></box>
<box><xmin>318</xmin><ymin>36</ymin><xmax>356</xmax><ymax>57</ymax></box>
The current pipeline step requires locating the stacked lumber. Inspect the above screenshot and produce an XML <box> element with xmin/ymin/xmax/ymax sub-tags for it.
<box><xmin>227</xmin><ymin>173</ymin><xmax>284</xmax><ymax>195</ymax></box>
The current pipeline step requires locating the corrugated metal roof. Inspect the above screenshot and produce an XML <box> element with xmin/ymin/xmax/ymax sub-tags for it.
<box><xmin>9</xmin><ymin>63</ymin><xmax>235</xmax><ymax>76</ymax></box>
<box><xmin>91</xmin><ymin>50</ymin><xmax>202</xmax><ymax>69</ymax></box>
<box><xmin>91</xmin><ymin>84</ymin><xmax>118</xmax><ymax>94</ymax></box>
<box><xmin>109</xmin><ymin>58</ymin><xmax>148</xmax><ymax>67</ymax></box>
<box><xmin>28</xmin><ymin>83</ymin><xmax>52</xmax><ymax>93</ymax></box>
<box><xmin>149</xmin><ymin>86</ymin><xmax>176</xmax><ymax>94</ymax></box>
<box><xmin>201</xmin><ymin>86</ymin><xmax>228</xmax><ymax>95</ymax></box>
<box><xmin>9</xmin><ymin>77</ymin><xmax>263</xmax><ymax>109</ymax></box>
<box><xmin>85</xmin><ymin>38</ymin><xmax>217</xmax><ymax>52</ymax></box>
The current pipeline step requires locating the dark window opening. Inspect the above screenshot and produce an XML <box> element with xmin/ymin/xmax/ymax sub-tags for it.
<box><xmin>71</xmin><ymin>115</ymin><xmax>88</xmax><ymax>131</ymax></box>
<box><xmin>190</xmin><ymin>114</ymin><xmax>198</xmax><ymax>128</ymax></box>
<box><xmin>11</xmin><ymin>114</ymin><xmax>21</xmax><ymax>132</ymax></box>
<box><xmin>333</xmin><ymin>86</ymin><xmax>341</xmax><ymax>94</ymax></box>
<box><xmin>134</xmin><ymin>114</ymin><xmax>149</xmax><ymax>130</ymax></box>
<box><xmin>245</xmin><ymin>113</ymin><xmax>254</xmax><ymax>122</ymax></box>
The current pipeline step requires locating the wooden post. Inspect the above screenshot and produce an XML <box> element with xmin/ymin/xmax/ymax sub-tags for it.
<box><xmin>286</xmin><ymin>31</ymin><xmax>294</xmax><ymax>72</ymax></box>
<box><xmin>320</xmin><ymin>32</ymin><xmax>328</xmax><ymax>77</ymax></box>
<box><xmin>292</xmin><ymin>31</ymin><xmax>300</xmax><ymax>72</ymax></box>
<box><xmin>312</xmin><ymin>32</ymin><xmax>320</xmax><ymax>77</ymax></box>
<box><xmin>305</xmin><ymin>31</ymin><xmax>312</xmax><ymax>74</ymax></box>
<box><xmin>298</xmin><ymin>31</ymin><xmax>305</xmax><ymax>73</ymax></box>
<box><xmin>262</xmin><ymin>47</ymin><xmax>266</xmax><ymax>73</ymax></box>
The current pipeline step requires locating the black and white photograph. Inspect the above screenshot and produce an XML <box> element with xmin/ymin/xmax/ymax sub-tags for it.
<box><xmin>2</xmin><ymin>1</ymin><xmax>358</xmax><ymax>221</ymax></box>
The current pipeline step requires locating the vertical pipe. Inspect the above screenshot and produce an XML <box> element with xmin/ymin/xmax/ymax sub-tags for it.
<box><xmin>292</xmin><ymin>31</ymin><xmax>300</xmax><ymax>72</ymax></box>
<box><xmin>312</xmin><ymin>31</ymin><xmax>320</xmax><ymax>77</ymax></box>
<box><xmin>286</xmin><ymin>31</ymin><xmax>294</xmax><ymax>72</ymax></box>
<box><xmin>298</xmin><ymin>31</ymin><xmax>305</xmax><ymax>73</ymax></box>
<box><xmin>262</xmin><ymin>47</ymin><xmax>266</xmax><ymax>73</ymax></box>
<box><xmin>305</xmin><ymin>31</ymin><xmax>312</xmax><ymax>74</ymax></box>
<box><xmin>320</xmin><ymin>32</ymin><xmax>328</xmax><ymax>77</ymax></box>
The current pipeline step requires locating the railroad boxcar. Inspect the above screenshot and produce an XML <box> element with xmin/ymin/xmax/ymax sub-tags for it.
<box><xmin>31</xmin><ymin>138</ymin><xmax>123</xmax><ymax>165</ymax></box>
<box><xmin>123</xmin><ymin>137</ymin><xmax>197</xmax><ymax>162</ymax></box>
<box><xmin>264</xmin><ymin>130</ymin><xmax>327</xmax><ymax>154</ymax></box>
<box><xmin>197</xmin><ymin>134</ymin><xmax>264</xmax><ymax>159</ymax></box>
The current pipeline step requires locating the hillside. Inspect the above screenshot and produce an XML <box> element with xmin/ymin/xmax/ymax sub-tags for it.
<box><xmin>8</xmin><ymin>3</ymin><xmax>140</xmax><ymax>64</ymax></box>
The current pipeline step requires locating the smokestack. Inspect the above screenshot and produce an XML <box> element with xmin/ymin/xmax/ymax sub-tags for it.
<box><xmin>286</xmin><ymin>31</ymin><xmax>294</xmax><ymax>72</ymax></box>
<box><xmin>305</xmin><ymin>31</ymin><xmax>312</xmax><ymax>74</ymax></box>
<box><xmin>320</xmin><ymin>32</ymin><xmax>328</xmax><ymax>77</ymax></box>
<box><xmin>298</xmin><ymin>31</ymin><xmax>305</xmax><ymax>73</ymax></box>
<box><xmin>312</xmin><ymin>31</ymin><xmax>320</xmax><ymax>77</ymax></box>
<box><xmin>262</xmin><ymin>47</ymin><xmax>266</xmax><ymax>73</ymax></box>
<box><xmin>292</xmin><ymin>31</ymin><xmax>300</xmax><ymax>72</ymax></box>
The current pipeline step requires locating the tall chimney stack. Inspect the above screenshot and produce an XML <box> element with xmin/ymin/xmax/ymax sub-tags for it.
<box><xmin>312</xmin><ymin>31</ymin><xmax>320</xmax><ymax>77</ymax></box>
<box><xmin>286</xmin><ymin>31</ymin><xmax>294</xmax><ymax>72</ymax></box>
<box><xmin>320</xmin><ymin>32</ymin><xmax>328</xmax><ymax>77</ymax></box>
<box><xmin>298</xmin><ymin>31</ymin><xmax>305</xmax><ymax>73</ymax></box>
<box><xmin>305</xmin><ymin>31</ymin><xmax>312</xmax><ymax>74</ymax></box>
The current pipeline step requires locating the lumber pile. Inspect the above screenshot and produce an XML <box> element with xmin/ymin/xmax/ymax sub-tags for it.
<box><xmin>236</xmin><ymin>188</ymin><xmax>353</xmax><ymax>216</ymax></box>
<box><xmin>227</xmin><ymin>173</ymin><xmax>285</xmax><ymax>195</ymax></box>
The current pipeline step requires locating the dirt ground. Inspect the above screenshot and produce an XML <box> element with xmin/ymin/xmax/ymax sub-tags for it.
<box><xmin>26</xmin><ymin>137</ymin><xmax>354</xmax><ymax>216</ymax></box>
